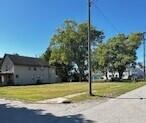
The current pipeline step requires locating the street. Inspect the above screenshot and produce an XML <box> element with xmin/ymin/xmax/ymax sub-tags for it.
<box><xmin>1</xmin><ymin>86</ymin><xmax>146</xmax><ymax>123</ymax></box>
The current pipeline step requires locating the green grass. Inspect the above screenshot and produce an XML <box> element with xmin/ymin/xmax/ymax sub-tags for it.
<box><xmin>71</xmin><ymin>82</ymin><xmax>146</xmax><ymax>102</ymax></box>
<box><xmin>0</xmin><ymin>82</ymin><xmax>145</xmax><ymax>102</ymax></box>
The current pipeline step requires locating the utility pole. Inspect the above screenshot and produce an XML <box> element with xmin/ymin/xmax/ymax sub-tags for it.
<box><xmin>143</xmin><ymin>32</ymin><xmax>146</xmax><ymax>81</ymax></box>
<box><xmin>88</xmin><ymin>0</ymin><xmax>93</xmax><ymax>96</ymax></box>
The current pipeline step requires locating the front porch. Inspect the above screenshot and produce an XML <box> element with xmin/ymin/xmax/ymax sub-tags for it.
<box><xmin>0</xmin><ymin>73</ymin><xmax>14</xmax><ymax>85</ymax></box>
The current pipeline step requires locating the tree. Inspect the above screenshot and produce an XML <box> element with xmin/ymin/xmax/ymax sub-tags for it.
<box><xmin>137</xmin><ymin>62</ymin><xmax>144</xmax><ymax>69</ymax></box>
<box><xmin>42</xmin><ymin>46</ymin><xmax>52</xmax><ymax>62</ymax></box>
<box><xmin>92</xmin><ymin>43</ymin><xmax>110</xmax><ymax>80</ymax></box>
<box><xmin>44</xmin><ymin>20</ymin><xmax>104</xmax><ymax>81</ymax></box>
<box><xmin>51</xmin><ymin>62</ymin><xmax>73</xmax><ymax>82</ymax></box>
<box><xmin>94</xmin><ymin>33</ymin><xmax>142</xmax><ymax>80</ymax></box>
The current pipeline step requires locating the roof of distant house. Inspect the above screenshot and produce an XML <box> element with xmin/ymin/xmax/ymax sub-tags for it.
<box><xmin>4</xmin><ymin>54</ymin><xmax>49</xmax><ymax>67</ymax></box>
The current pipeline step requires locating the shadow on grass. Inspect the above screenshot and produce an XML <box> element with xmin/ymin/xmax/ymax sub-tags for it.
<box><xmin>0</xmin><ymin>104</ymin><xmax>94</xmax><ymax>123</ymax></box>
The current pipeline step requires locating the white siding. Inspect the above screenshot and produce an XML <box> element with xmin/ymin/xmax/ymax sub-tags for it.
<box><xmin>102</xmin><ymin>71</ymin><xmax>130</xmax><ymax>80</ymax></box>
<box><xmin>1</xmin><ymin>56</ymin><xmax>14</xmax><ymax>73</ymax></box>
<box><xmin>14</xmin><ymin>65</ymin><xmax>49</xmax><ymax>85</ymax></box>
<box><xmin>1</xmin><ymin>55</ymin><xmax>58</xmax><ymax>85</ymax></box>
<box><xmin>1</xmin><ymin>56</ymin><xmax>14</xmax><ymax>84</ymax></box>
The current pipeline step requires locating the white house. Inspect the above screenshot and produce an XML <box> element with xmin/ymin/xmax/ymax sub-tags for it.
<box><xmin>0</xmin><ymin>58</ymin><xmax>2</xmax><ymax>83</ymax></box>
<box><xmin>102</xmin><ymin>71</ymin><xmax>131</xmax><ymax>80</ymax></box>
<box><xmin>92</xmin><ymin>67</ymin><xmax>144</xmax><ymax>81</ymax></box>
<box><xmin>0</xmin><ymin>54</ymin><xmax>57</xmax><ymax>85</ymax></box>
<box><xmin>0</xmin><ymin>58</ymin><xmax>2</xmax><ymax>72</ymax></box>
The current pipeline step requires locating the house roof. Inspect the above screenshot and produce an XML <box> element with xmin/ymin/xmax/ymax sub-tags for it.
<box><xmin>4</xmin><ymin>54</ymin><xmax>49</xmax><ymax>67</ymax></box>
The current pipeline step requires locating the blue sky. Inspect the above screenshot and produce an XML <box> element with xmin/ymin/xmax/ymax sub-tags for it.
<box><xmin>0</xmin><ymin>0</ymin><xmax>145</xmax><ymax>62</ymax></box>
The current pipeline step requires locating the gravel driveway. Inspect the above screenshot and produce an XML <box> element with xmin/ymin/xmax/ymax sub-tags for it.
<box><xmin>1</xmin><ymin>85</ymin><xmax>146</xmax><ymax>123</ymax></box>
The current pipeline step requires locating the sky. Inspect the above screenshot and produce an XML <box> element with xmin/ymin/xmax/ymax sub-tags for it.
<box><xmin>0</xmin><ymin>0</ymin><xmax>146</xmax><ymax>62</ymax></box>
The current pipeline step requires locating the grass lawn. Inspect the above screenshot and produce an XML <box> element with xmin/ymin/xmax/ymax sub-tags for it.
<box><xmin>0</xmin><ymin>82</ymin><xmax>145</xmax><ymax>102</ymax></box>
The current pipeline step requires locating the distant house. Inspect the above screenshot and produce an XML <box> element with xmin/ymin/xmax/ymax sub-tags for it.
<box><xmin>0</xmin><ymin>58</ymin><xmax>2</xmax><ymax>72</ymax></box>
<box><xmin>0</xmin><ymin>58</ymin><xmax>2</xmax><ymax>83</ymax></box>
<box><xmin>102</xmin><ymin>70</ymin><xmax>131</xmax><ymax>80</ymax></box>
<box><xmin>0</xmin><ymin>54</ymin><xmax>58</xmax><ymax>85</ymax></box>
<box><xmin>92</xmin><ymin>67</ymin><xmax>144</xmax><ymax>81</ymax></box>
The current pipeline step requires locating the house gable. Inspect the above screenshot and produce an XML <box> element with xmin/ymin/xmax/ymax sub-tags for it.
<box><xmin>0</xmin><ymin>54</ymin><xmax>57</xmax><ymax>85</ymax></box>
<box><xmin>1</xmin><ymin>55</ymin><xmax>14</xmax><ymax>73</ymax></box>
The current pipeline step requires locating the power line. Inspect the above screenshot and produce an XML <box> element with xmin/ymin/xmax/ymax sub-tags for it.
<box><xmin>92</xmin><ymin>2</ymin><xmax>120</xmax><ymax>34</ymax></box>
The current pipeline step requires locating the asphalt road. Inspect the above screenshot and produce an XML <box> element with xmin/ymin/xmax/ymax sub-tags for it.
<box><xmin>1</xmin><ymin>86</ymin><xmax>146</xmax><ymax>123</ymax></box>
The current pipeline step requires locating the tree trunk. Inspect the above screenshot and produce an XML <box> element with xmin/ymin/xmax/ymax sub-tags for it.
<box><xmin>118</xmin><ymin>70</ymin><xmax>124</xmax><ymax>80</ymax></box>
<box><xmin>78</xmin><ymin>67</ymin><xmax>83</xmax><ymax>82</ymax></box>
<box><xmin>79</xmin><ymin>73</ymin><xmax>82</xmax><ymax>82</ymax></box>
<box><xmin>105</xmin><ymin>70</ymin><xmax>108</xmax><ymax>81</ymax></box>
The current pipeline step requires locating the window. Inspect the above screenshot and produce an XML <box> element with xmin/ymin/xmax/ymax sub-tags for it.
<box><xmin>37</xmin><ymin>74</ymin><xmax>40</xmax><ymax>79</ymax></box>
<box><xmin>16</xmin><ymin>75</ymin><xmax>19</xmax><ymax>78</ymax></box>
<box><xmin>34</xmin><ymin>67</ymin><xmax>37</xmax><ymax>71</ymax></box>
<box><xmin>32</xmin><ymin>75</ymin><xmax>35</xmax><ymax>80</ymax></box>
<box><xmin>5</xmin><ymin>65</ymin><xmax>8</xmax><ymax>71</ymax></box>
<box><xmin>28</xmin><ymin>67</ymin><xmax>31</xmax><ymax>70</ymax></box>
<box><xmin>40</xmin><ymin>67</ymin><xmax>44</xmax><ymax>71</ymax></box>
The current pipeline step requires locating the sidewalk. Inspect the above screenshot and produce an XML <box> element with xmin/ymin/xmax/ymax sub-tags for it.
<box><xmin>37</xmin><ymin>90</ymin><xmax>97</xmax><ymax>104</ymax></box>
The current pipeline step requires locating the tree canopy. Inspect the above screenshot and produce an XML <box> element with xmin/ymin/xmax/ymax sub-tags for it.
<box><xmin>94</xmin><ymin>33</ymin><xmax>142</xmax><ymax>80</ymax></box>
<box><xmin>43</xmin><ymin>20</ymin><xmax>104</xmax><ymax>81</ymax></box>
<box><xmin>43</xmin><ymin>19</ymin><xmax>143</xmax><ymax>82</ymax></box>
